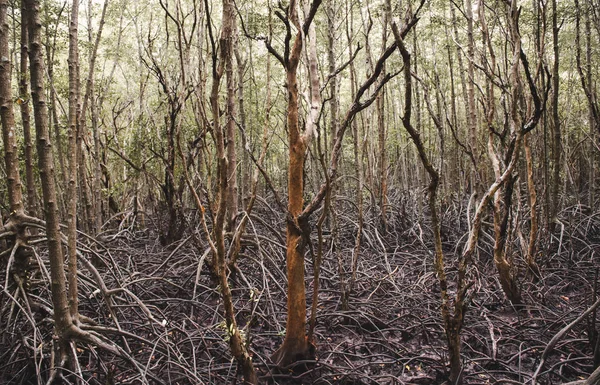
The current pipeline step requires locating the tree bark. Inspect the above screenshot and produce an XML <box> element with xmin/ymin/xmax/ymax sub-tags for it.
<box><xmin>465</xmin><ymin>0</ymin><xmax>478</xmax><ymax>194</ymax></box>
<box><xmin>0</xmin><ymin>0</ymin><xmax>24</xmax><ymax>216</ymax></box>
<box><xmin>575</xmin><ymin>0</ymin><xmax>600</xmax><ymax>142</ymax></box>
<box><xmin>269</xmin><ymin>0</ymin><xmax>324</xmax><ymax>367</ymax></box>
<box><xmin>269</xmin><ymin>0</ymin><xmax>423</xmax><ymax>368</ymax></box>
<box><xmin>66</xmin><ymin>0</ymin><xmax>80</xmax><ymax>321</ymax></box>
<box><xmin>225</xmin><ymin>8</ymin><xmax>238</xmax><ymax>232</ymax></box>
<box><xmin>45</xmin><ymin>3</ymin><xmax>67</xmax><ymax>199</ymax></box>
<box><xmin>550</xmin><ymin>0</ymin><xmax>562</xmax><ymax>229</ymax></box>
<box><xmin>206</xmin><ymin>0</ymin><xmax>257</xmax><ymax>381</ymax></box>
<box><xmin>88</xmin><ymin>0</ymin><xmax>108</xmax><ymax>233</ymax></box>
<box><xmin>25</xmin><ymin>0</ymin><xmax>75</xmax><ymax>363</ymax></box>
<box><xmin>235</xmin><ymin>46</ymin><xmax>250</xmax><ymax>207</ymax></box>
<box><xmin>272</xmin><ymin>32</ymin><xmax>314</xmax><ymax>368</ymax></box>
<box><xmin>342</xmin><ymin>0</ymin><xmax>362</xmax><ymax>310</ymax></box>
<box><xmin>480</xmin><ymin>0</ymin><xmax>522</xmax><ymax>305</ymax></box>
<box><xmin>18</xmin><ymin>3</ymin><xmax>36</xmax><ymax>217</ymax></box>
<box><xmin>584</xmin><ymin>0</ymin><xmax>595</xmax><ymax>206</ymax></box>
<box><xmin>376</xmin><ymin>3</ymin><xmax>388</xmax><ymax>231</ymax></box>
<box><xmin>450</xmin><ymin>2</ymin><xmax>475</xmax><ymax>196</ymax></box>
<box><xmin>524</xmin><ymin>133</ymin><xmax>540</xmax><ymax>277</ymax></box>
<box><xmin>392</xmin><ymin>22</ymin><xmax>456</xmax><ymax>383</ymax></box>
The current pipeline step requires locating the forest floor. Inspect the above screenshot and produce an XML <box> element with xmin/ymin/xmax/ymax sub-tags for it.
<box><xmin>1</xmin><ymin>198</ymin><xmax>600</xmax><ymax>384</ymax></box>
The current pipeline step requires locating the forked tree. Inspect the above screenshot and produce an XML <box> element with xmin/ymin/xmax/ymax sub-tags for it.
<box><xmin>265</xmin><ymin>0</ymin><xmax>323</xmax><ymax>366</ymax></box>
<box><xmin>393</xmin><ymin>0</ymin><xmax>548</xmax><ymax>381</ymax></box>
<box><xmin>177</xmin><ymin>0</ymin><xmax>259</xmax><ymax>382</ymax></box>
<box><xmin>25</xmin><ymin>0</ymin><xmax>78</xmax><ymax>370</ymax></box>
<box><xmin>260</xmin><ymin>0</ymin><xmax>425</xmax><ymax>367</ymax></box>
<box><xmin>23</xmin><ymin>1</ymin><xmax>127</xmax><ymax>378</ymax></box>
<box><xmin>206</xmin><ymin>0</ymin><xmax>257</xmax><ymax>381</ymax></box>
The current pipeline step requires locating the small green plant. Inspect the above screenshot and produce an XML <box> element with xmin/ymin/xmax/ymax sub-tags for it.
<box><xmin>218</xmin><ymin>321</ymin><xmax>246</xmax><ymax>343</ymax></box>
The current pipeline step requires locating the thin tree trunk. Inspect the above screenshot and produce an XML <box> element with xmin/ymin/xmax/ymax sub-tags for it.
<box><xmin>66</xmin><ymin>0</ymin><xmax>80</xmax><ymax>321</ymax></box>
<box><xmin>225</xmin><ymin>10</ymin><xmax>238</xmax><ymax>232</ymax></box>
<box><xmin>465</xmin><ymin>0</ymin><xmax>478</xmax><ymax>194</ymax></box>
<box><xmin>584</xmin><ymin>0</ymin><xmax>594</xmax><ymax>206</ymax></box>
<box><xmin>78</xmin><ymin>146</ymin><xmax>92</xmax><ymax>233</ymax></box>
<box><xmin>550</xmin><ymin>0</ymin><xmax>562</xmax><ymax>228</ymax></box>
<box><xmin>96</xmin><ymin>5</ymin><xmax>123</xmax><ymax>228</ymax></box>
<box><xmin>343</xmin><ymin>0</ymin><xmax>362</xmax><ymax>310</ymax></box>
<box><xmin>326</xmin><ymin>0</ymin><xmax>338</xmax><ymax>232</ymax></box>
<box><xmin>235</xmin><ymin>46</ymin><xmax>249</xmax><ymax>207</ymax></box>
<box><xmin>305</xmin><ymin>0</ymin><xmax>324</xmax><ymax>343</ymax></box>
<box><xmin>206</xmin><ymin>0</ymin><xmax>257</xmax><ymax>380</ymax></box>
<box><xmin>444</xmin><ymin>4</ymin><xmax>461</xmax><ymax>199</ymax></box>
<box><xmin>88</xmin><ymin>0</ymin><xmax>103</xmax><ymax>233</ymax></box>
<box><xmin>270</xmin><ymin>0</ymin><xmax>422</xmax><ymax>367</ymax></box>
<box><xmin>25</xmin><ymin>0</ymin><xmax>75</xmax><ymax>365</ymax></box>
<box><xmin>413</xmin><ymin>29</ymin><xmax>425</xmax><ymax>217</ymax></box>
<box><xmin>539</xmin><ymin>0</ymin><xmax>551</xmax><ymax>233</ymax></box>
<box><xmin>480</xmin><ymin>0</ymin><xmax>522</xmax><ymax>305</ymax></box>
<box><xmin>360</xmin><ymin>2</ymin><xmax>376</xmax><ymax>217</ymax></box>
<box><xmin>392</xmin><ymin>21</ymin><xmax>455</xmax><ymax>384</ymax></box>
<box><xmin>376</xmin><ymin>4</ymin><xmax>388</xmax><ymax>231</ymax></box>
<box><xmin>494</xmin><ymin>1</ymin><xmax>524</xmax><ymax>305</ymax></box>
<box><xmin>19</xmin><ymin>5</ymin><xmax>36</xmax><ymax>217</ymax></box>
<box><xmin>0</xmin><ymin>0</ymin><xmax>24</xmax><ymax>216</ymax></box>
<box><xmin>79</xmin><ymin>0</ymin><xmax>108</xmax><ymax>234</ymax></box>
<box><xmin>260</xmin><ymin>0</ymin><xmax>322</xmax><ymax>368</ymax></box>
<box><xmin>45</xmin><ymin>3</ymin><xmax>67</xmax><ymax>214</ymax></box>
<box><xmin>524</xmin><ymin>133</ymin><xmax>540</xmax><ymax>277</ymax></box>
<box><xmin>575</xmin><ymin>0</ymin><xmax>600</xmax><ymax>141</ymax></box>
<box><xmin>450</xmin><ymin>3</ymin><xmax>471</xmax><ymax>198</ymax></box>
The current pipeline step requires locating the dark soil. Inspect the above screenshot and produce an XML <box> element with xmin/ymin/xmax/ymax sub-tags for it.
<box><xmin>1</xmin><ymin>199</ymin><xmax>599</xmax><ymax>384</ymax></box>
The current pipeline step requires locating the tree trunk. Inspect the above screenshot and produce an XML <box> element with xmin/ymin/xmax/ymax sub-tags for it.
<box><xmin>450</xmin><ymin>2</ymin><xmax>472</xmax><ymax>197</ymax></box>
<box><xmin>77</xmin><ymin>0</ymin><xmax>108</xmax><ymax>234</ymax></box>
<box><xmin>343</xmin><ymin>0</ymin><xmax>362</xmax><ymax>310</ymax></box>
<box><xmin>271</xmin><ymin>0</ymin><xmax>421</xmax><ymax>368</ymax></box>
<box><xmin>25</xmin><ymin>0</ymin><xmax>75</xmax><ymax>364</ymax></box>
<box><xmin>66</xmin><ymin>0</ymin><xmax>80</xmax><ymax>321</ymax></box>
<box><xmin>206</xmin><ymin>0</ymin><xmax>258</xmax><ymax>381</ymax></box>
<box><xmin>264</xmin><ymin>0</ymin><xmax>324</xmax><ymax>368</ymax></box>
<box><xmin>524</xmin><ymin>133</ymin><xmax>540</xmax><ymax>277</ymax></box>
<box><xmin>481</xmin><ymin>0</ymin><xmax>523</xmax><ymax>306</ymax></box>
<box><xmin>465</xmin><ymin>0</ymin><xmax>478</xmax><ymax>194</ymax></box>
<box><xmin>77</xmin><ymin>146</ymin><xmax>92</xmax><ymax>233</ymax></box>
<box><xmin>47</xmin><ymin>98</ymin><xmax>66</xmax><ymax>220</ymax></box>
<box><xmin>376</xmin><ymin>11</ymin><xmax>388</xmax><ymax>232</ymax></box>
<box><xmin>444</xmin><ymin>4</ymin><xmax>462</xmax><ymax>202</ymax></box>
<box><xmin>326</xmin><ymin>0</ymin><xmax>338</xmax><ymax>233</ymax></box>
<box><xmin>88</xmin><ymin>0</ymin><xmax>107</xmax><ymax>233</ymax></box>
<box><xmin>225</xmin><ymin>12</ymin><xmax>238</xmax><ymax>232</ymax></box>
<box><xmin>45</xmin><ymin>3</ymin><xmax>67</xmax><ymax>198</ymax></box>
<box><xmin>575</xmin><ymin>0</ymin><xmax>600</xmax><ymax>142</ymax></box>
<box><xmin>584</xmin><ymin>0</ymin><xmax>594</xmax><ymax>206</ymax></box>
<box><xmin>235</xmin><ymin>46</ymin><xmax>250</xmax><ymax>207</ymax></box>
<box><xmin>272</xmin><ymin>47</ymin><xmax>314</xmax><ymax>369</ymax></box>
<box><xmin>550</xmin><ymin>0</ymin><xmax>562</xmax><ymax>229</ymax></box>
<box><xmin>19</xmin><ymin>4</ymin><xmax>36</xmax><ymax>217</ymax></box>
<box><xmin>392</xmin><ymin>21</ymin><xmax>458</xmax><ymax>383</ymax></box>
<box><xmin>492</xmin><ymin>193</ymin><xmax>522</xmax><ymax>305</ymax></box>
<box><xmin>0</xmin><ymin>0</ymin><xmax>24</xmax><ymax>217</ymax></box>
